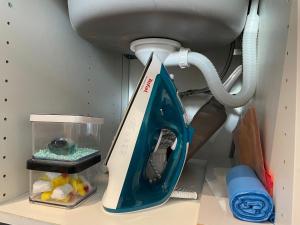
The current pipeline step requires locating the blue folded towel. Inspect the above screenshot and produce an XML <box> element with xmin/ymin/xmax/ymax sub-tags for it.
<box><xmin>226</xmin><ymin>165</ymin><xmax>274</xmax><ymax>223</ymax></box>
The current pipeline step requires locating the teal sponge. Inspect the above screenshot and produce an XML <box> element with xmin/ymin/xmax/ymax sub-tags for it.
<box><xmin>33</xmin><ymin>147</ymin><xmax>98</xmax><ymax>161</ymax></box>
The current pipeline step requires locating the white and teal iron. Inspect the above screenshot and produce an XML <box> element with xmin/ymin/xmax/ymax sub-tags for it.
<box><xmin>102</xmin><ymin>55</ymin><xmax>194</xmax><ymax>213</ymax></box>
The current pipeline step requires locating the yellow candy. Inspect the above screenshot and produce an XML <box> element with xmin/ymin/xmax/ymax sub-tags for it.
<box><xmin>69</xmin><ymin>177</ymin><xmax>87</xmax><ymax>196</ymax></box>
<box><xmin>77</xmin><ymin>183</ymin><xmax>86</xmax><ymax>196</ymax></box>
<box><xmin>51</xmin><ymin>176</ymin><xmax>70</xmax><ymax>188</ymax></box>
<box><xmin>71</xmin><ymin>178</ymin><xmax>86</xmax><ymax>196</ymax></box>
<box><xmin>41</xmin><ymin>192</ymin><xmax>52</xmax><ymax>201</ymax></box>
<box><xmin>71</xmin><ymin>178</ymin><xmax>79</xmax><ymax>191</ymax></box>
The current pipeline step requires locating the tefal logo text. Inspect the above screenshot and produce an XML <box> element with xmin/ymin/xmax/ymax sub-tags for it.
<box><xmin>144</xmin><ymin>78</ymin><xmax>153</xmax><ymax>93</ymax></box>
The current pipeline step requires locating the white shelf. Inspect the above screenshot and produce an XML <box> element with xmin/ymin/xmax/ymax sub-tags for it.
<box><xmin>0</xmin><ymin>192</ymin><xmax>201</xmax><ymax>225</ymax></box>
<box><xmin>0</xmin><ymin>160</ymin><xmax>206</xmax><ymax>225</ymax></box>
<box><xmin>198</xmin><ymin>187</ymin><xmax>266</xmax><ymax>225</ymax></box>
<box><xmin>0</xmin><ymin>161</ymin><xmax>272</xmax><ymax>225</ymax></box>
<box><xmin>197</xmin><ymin>165</ymin><xmax>272</xmax><ymax>225</ymax></box>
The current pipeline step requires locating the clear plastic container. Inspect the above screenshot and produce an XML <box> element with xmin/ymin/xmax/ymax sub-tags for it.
<box><xmin>27</xmin><ymin>114</ymin><xmax>103</xmax><ymax>208</ymax></box>
<box><xmin>28</xmin><ymin>160</ymin><xmax>100</xmax><ymax>208</ymax></box>
<box><xmin>30</xmin><ymin>115</ymin><xmax>104</xmax><ymax>161</ymax></box>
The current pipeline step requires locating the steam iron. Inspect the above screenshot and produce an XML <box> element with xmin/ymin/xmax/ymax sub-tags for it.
<box><xmin>102</xmin><ymin>55</ymin><xmax>194</xmax><ymax>213</ymax></box>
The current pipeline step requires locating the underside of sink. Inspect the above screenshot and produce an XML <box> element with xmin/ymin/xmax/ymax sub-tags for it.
<box><xmin>68</xmin><ymin>0</ymin><xmax>249</xmax><ymax>53</ymax></box>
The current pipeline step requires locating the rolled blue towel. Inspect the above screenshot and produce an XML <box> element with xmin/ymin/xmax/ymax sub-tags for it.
<box><xmin>226</xmin><ymin>165</ymin><xmax>274</xmax><ymax>222</ymax></box>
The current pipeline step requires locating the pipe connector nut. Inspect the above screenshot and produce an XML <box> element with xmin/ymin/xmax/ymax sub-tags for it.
<box><xmin>178</xmin><ymin>48</ymin><xmax>191</xmax><ymax>69</ymax></box>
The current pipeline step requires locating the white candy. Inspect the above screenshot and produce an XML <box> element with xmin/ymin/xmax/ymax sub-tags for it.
<box><xmin>51</xmin><ymin>184</ymin><xmax>73</xmax><ymax>200</ymax></box>
<box><xmin>46</xmin><ymin>172</ymin><xmax>61</xmax><ymax>180</ymax></box>
<box><xmin>32</xmin><ymin>180</ymin><xmax>52</xmax><ymax>194</ymax></box>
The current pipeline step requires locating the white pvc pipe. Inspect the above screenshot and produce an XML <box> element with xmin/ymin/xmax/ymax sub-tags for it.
<box><xmin>223</xmin><ymin>65</ymin><xmax>243</xmax><ymax>91</ymax></box>
<box><xmin>164</xmin><ymin>0</ymin><xmax>259</xmax><ymax>107</ymax></box>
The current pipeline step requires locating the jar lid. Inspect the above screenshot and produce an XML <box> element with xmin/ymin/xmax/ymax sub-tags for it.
<box><xmin>30</xmin><ymin>114</ymin><xmax>104</xmax><ymax>124</ymax></box>
<box><xmin>27</xmin><ymin>151</ymin><xmax>101</xmax><ymax>174</ymax></box>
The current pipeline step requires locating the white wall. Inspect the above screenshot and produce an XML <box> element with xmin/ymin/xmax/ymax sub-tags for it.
<box><xmin>255</xmin><ymin>0</ymin><xmax>294</xmax><ymax>224</ymax></box>
<box><xmin>0</xmin><ymin>0</ymin><xmax>123</xmax><ymax>202</ymax></box>
<box><xmin>294</xmin><ymin>1</ymin><xmax>300</xmax><ymax>224</ymax></box>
